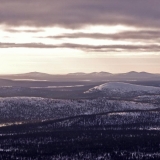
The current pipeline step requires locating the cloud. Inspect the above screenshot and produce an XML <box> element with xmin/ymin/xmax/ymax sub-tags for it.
<box><xmin>44</xmin><ymin>30</ymin><xmax>160</xmax><ymax>42</ymax></box>
<box><xmin>0</xmin><ymin>0</ymin><xmax>160</xmax><ymax>29</ymax></box>
<box><xmin>1</xmin><ymin>42</ymin><xmax>160</xmax><ymax>53</ymax></box>
<box><xmin>4</xmin><ymin>29</ymin><xmax>44</xmax><ymax>33</ymax></box>
<box><xmin>0</xmin><ymin>42</ymin><xmax>57</xmax><ymax>48</ymax></box>
<box><xmin>60</xmin><ymin>43</ymin><xmax>160</xmax><ymax>52</ymax></box>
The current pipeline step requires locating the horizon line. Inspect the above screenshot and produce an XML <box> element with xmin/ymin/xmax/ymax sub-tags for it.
<box><xmin>0</xmin><ymin>71</ymin><xmax>159</xmax><ymax>76</ymax></box>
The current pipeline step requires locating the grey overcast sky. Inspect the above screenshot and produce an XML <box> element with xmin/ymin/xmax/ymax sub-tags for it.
<box><xmin>0</xmin><ymin>0</ymin><xmax>160</xmax><ymax>74</ymax></box>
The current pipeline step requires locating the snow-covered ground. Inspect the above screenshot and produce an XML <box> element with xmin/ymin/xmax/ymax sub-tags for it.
<box><xmin>46</xmin><ymin>111</ymin><xmax>160</xmax><ymax>131</ymax></box>
<box><xmin>85</xmin><ymin>82</ymin><xmax>160</xmax><ymax>97</ymax></box>
<box><xmin>135</xmin><ymin>95</ymin><xmax>160</xmax><ymax>102</ymax></box>
<box><xmin>0</xmin><ymin>97</ymin><xmax>158</xmax><ymax>125</ymax></box>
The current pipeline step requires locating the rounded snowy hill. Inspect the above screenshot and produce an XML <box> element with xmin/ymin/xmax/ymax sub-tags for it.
<box><xmin>85</xmin><ymin>82</ymin><xmax>160</xmax><ymax>97</ymax></box>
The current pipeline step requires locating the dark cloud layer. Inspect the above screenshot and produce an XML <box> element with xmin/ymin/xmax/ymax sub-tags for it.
<box><xmin>5</xmin><ymin>29</ymin><xmax>44</xmax><ymax>33</ymax></box>
<box><xmin>0</xmin><ymin>0</ymin><xmax>160</xmax><ymax>28</ymax></box>
<box><xmin>1</xmin><ymin>42</ymin><xmax>160</xmax><ymax>53</ymax></box>
<box><xmin>45</xmin><ymin>30</ymin><xmax>160</xmax><ymax>41</ymax></box>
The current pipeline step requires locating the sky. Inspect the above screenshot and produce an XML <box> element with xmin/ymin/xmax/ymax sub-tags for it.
<box><xmin>0</xmin><ymin>0</ymin><xmax>160</xmax><ymax>74</ymax></box>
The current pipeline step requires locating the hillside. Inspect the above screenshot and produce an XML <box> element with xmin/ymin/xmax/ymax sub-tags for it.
<box><xmin>85</xmin><ymin>82</ymin><xmax>160</xmax><ymax>97</ymax></box>
<box><xmin>0</xmin><ymin>97</ymin><xmax>159</xmax><ymax>125</ymax></box>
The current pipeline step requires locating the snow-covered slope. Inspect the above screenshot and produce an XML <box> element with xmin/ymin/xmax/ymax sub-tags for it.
<box><xmin>0</xmin><ymin>97</ymin><xmax>158</xmax><ymax>125</ymax></box>
<box><xmin>134</xmin><ymin>95</ymin><xmax>160</xmax><ymax>103</ymax></box>
<box><xmin>85</xmin><ymin>82</ymin><xmax>160</xmax><ymax>96</ymax></box>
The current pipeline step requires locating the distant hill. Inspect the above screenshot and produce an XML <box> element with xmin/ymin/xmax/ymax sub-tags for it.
<box><xmin>67</xmin><ymin>72</ymin><xmax>86</xmax><ymax>76</ymax></box>
<box><xmin>20</xmin><ymin>72</ymin><xmax>52</xmax><ymax>76</ymax></box>
<box><xmin>85</xmin><ymin>82</ymin><xmax>160</xmax><ymax>97</ymax></box>
<box><xmin>119</xmin><ymin>71</ymin><xmax>156</xmax><ymax>79</ymax></box>
<box><xmin>0</xmin><ymin>71</ymin><xmax>160</xmax><ymax>81</ymax></box>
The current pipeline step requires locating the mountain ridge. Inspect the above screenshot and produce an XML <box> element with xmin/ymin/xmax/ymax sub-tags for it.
<box><xmin>0</xmin><ymin>71</ymin><xmax>160</xmax><ymax>81</ymax></box>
